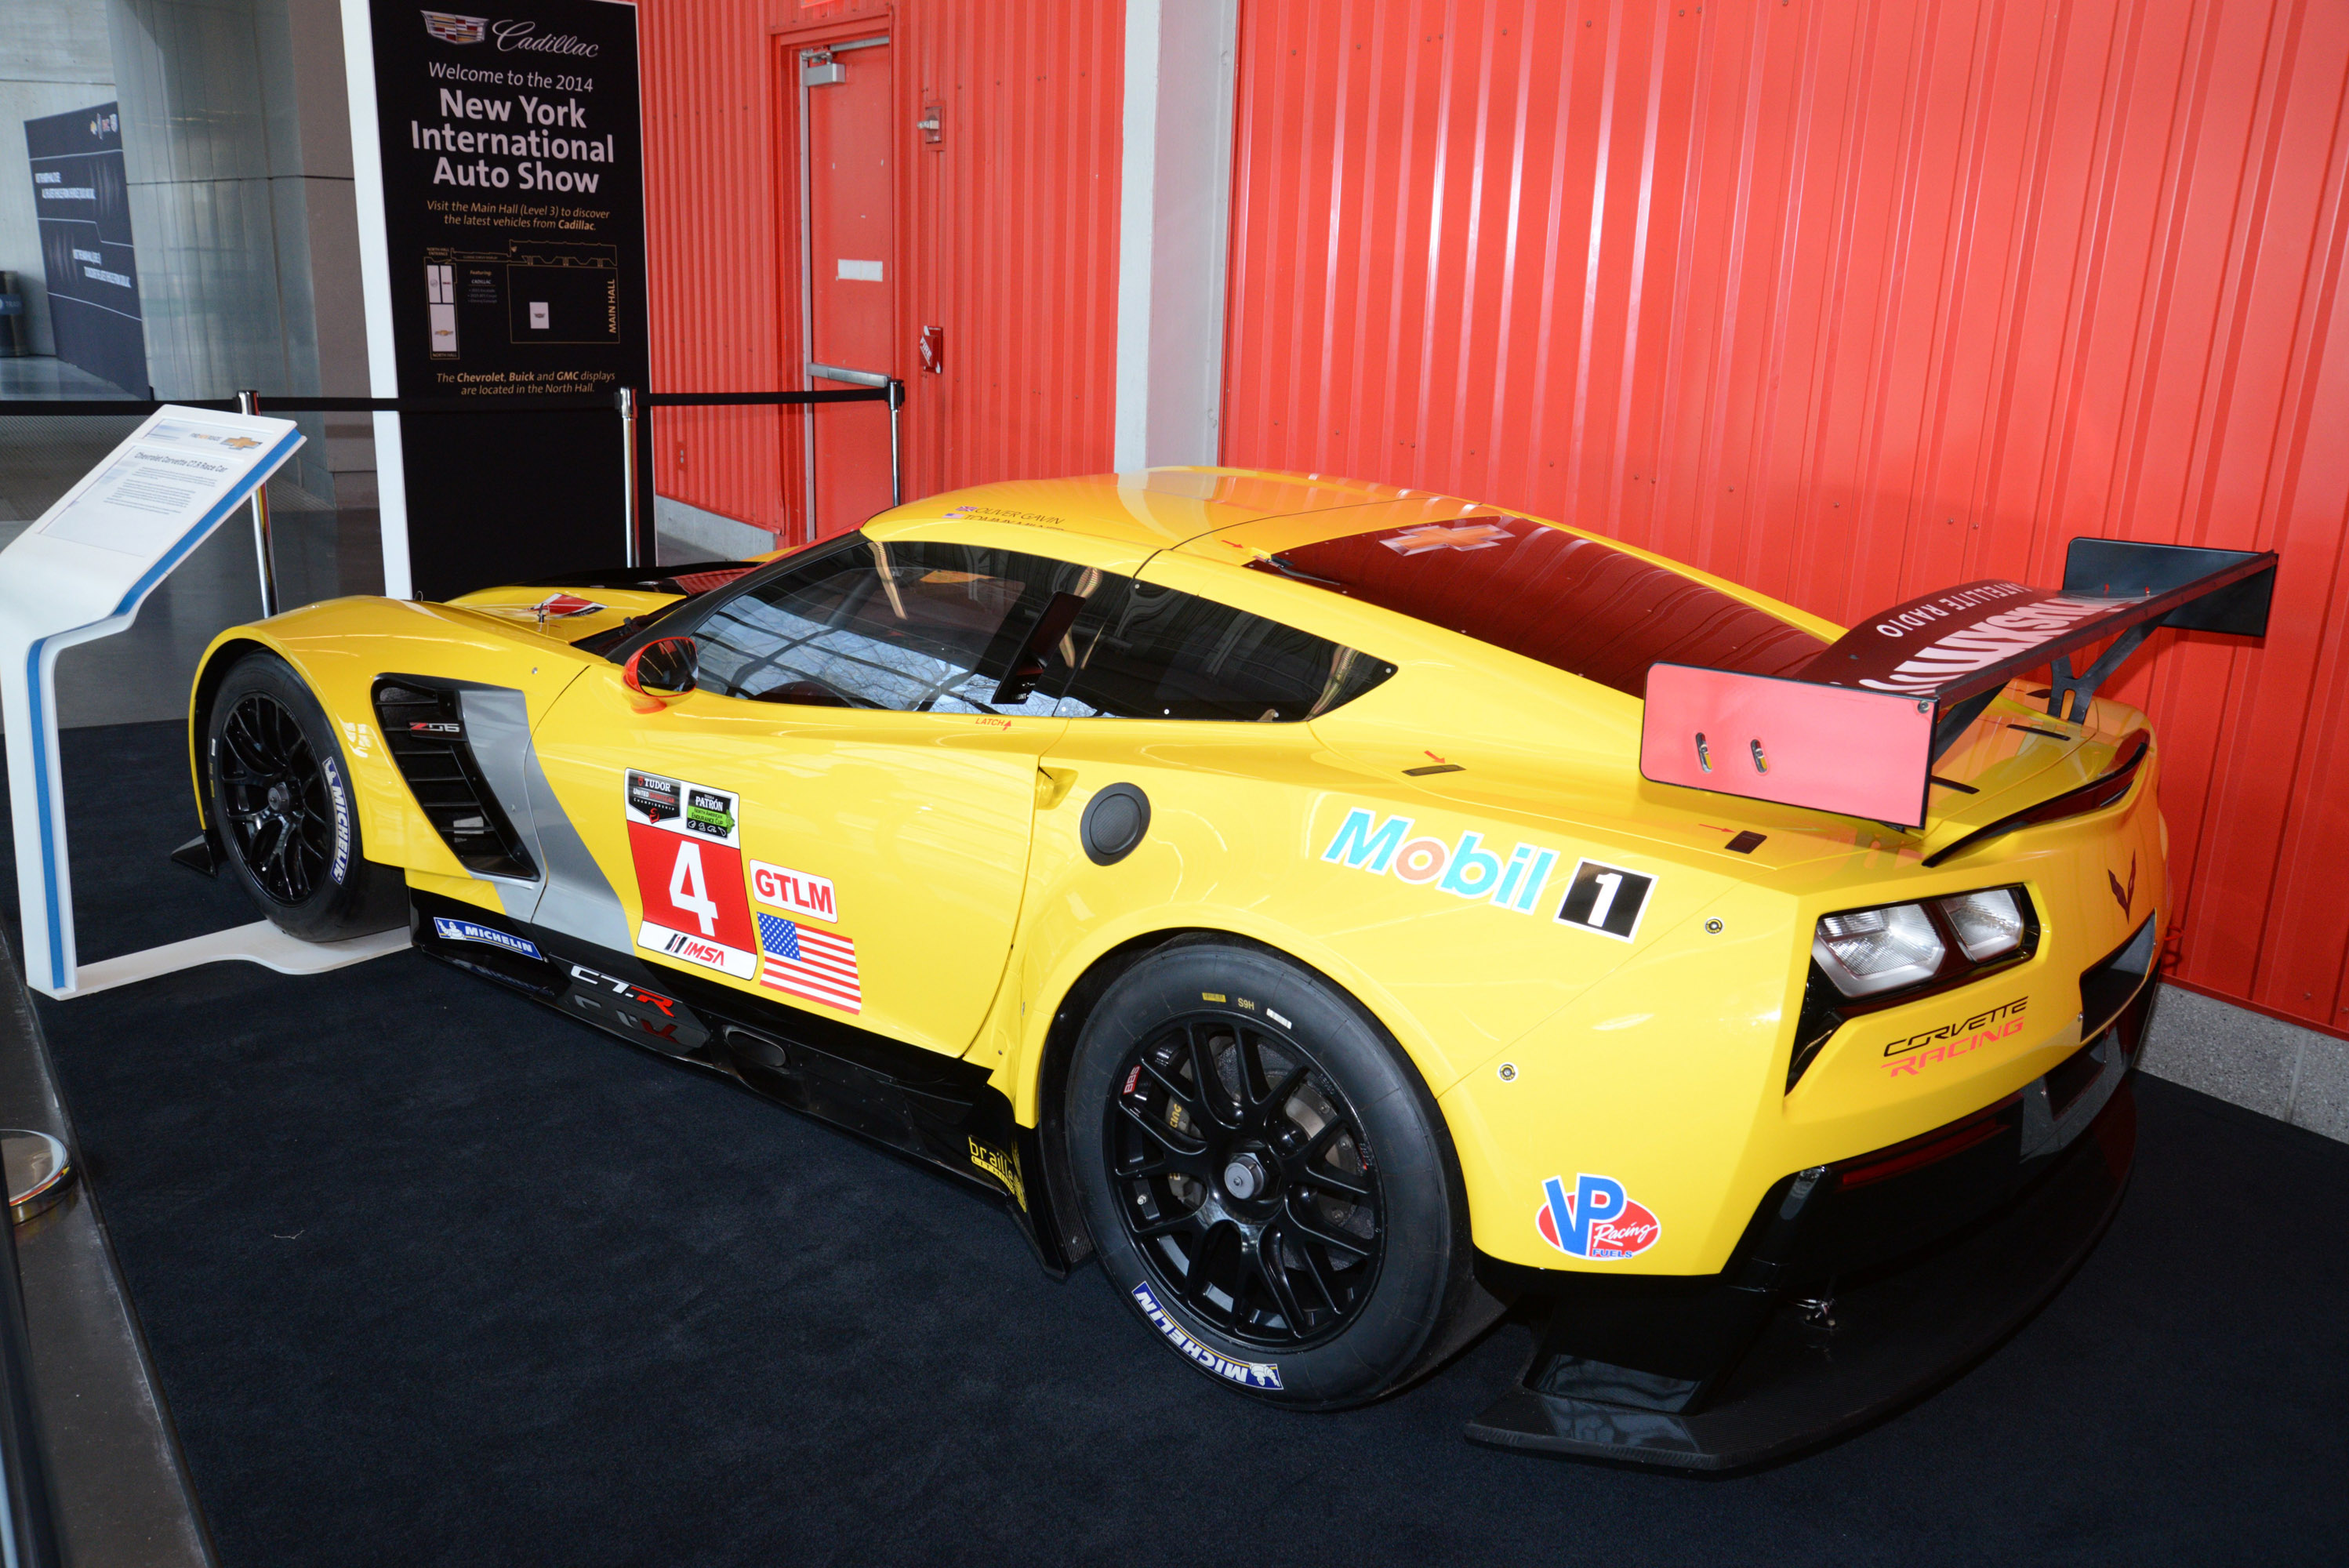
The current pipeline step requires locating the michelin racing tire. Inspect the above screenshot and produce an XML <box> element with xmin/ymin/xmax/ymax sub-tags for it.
<box><xmin>206</xmin><ymin>652</ymin><xmax>406</xmax><ymax>942</ymax></box>
<box><xmin>1065</xmin><ymin>938</ymin><xmax>1488</xmax><ymax>1410</ymax></box>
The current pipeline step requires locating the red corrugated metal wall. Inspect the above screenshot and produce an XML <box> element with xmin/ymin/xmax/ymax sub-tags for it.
<box><xmin>639</xmin><ymin>0</ymin><xmax>1123</xmax><ymax>541</ymax></box>
<box><xmin>1223</xmin><ymin>0</ymin><xmax>2349</xmax><ymax>1038</ymax></box>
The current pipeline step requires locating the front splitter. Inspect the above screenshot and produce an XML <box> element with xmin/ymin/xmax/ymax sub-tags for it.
<box><xmin>1465</xmin><ymin>1080</ymin><xmax>2136</xmax><ymax>1471</ymax></box>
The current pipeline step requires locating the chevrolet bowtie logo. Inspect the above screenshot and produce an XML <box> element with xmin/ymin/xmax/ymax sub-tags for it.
<box><xmin>2108</xmin><ymin>855</ymin><xmax>2137</xmax><ymax>916</ymax></box>
<box><xmin>1381</xmin><ymin>521</ymin><xmax>1516</xmax><ymax>555</ymax></box>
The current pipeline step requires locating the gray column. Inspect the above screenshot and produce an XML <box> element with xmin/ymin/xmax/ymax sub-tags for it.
<box><xmin>105</xmin><ymin>0</ymin><xmax>370</xmax><ymax>506</ymax></box>
<box><xmin>0</xmin><ymin>2</ymin><xmax>118</xmax><ymax>358</ymax></box>
<box><xmin>1114</xmin><ymin>0</ymin><xmax>1240</xmax><ymax>472</ymax></box>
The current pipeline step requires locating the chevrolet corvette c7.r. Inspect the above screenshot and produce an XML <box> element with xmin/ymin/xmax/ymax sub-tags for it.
<box><xmin>175</xmin><ymin>468</ymin><xmax>2275</xmax><ymax>1467</ymax></box>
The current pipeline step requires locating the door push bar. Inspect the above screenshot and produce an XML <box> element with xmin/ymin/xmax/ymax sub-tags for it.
<box><xmin>806</xmin><ymin>361</ymin><xmax>906</xmax><ymax>515</ymax></box>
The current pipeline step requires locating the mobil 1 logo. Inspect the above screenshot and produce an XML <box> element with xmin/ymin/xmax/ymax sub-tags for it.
<box><xmin>1555</xmin><ymin>859</ymin><xmax>1655</xmax><ymax>942</ymax></box>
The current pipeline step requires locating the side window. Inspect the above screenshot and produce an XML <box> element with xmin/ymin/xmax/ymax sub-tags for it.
<box><xmin>1057</xmin><ymin>579</ymin><xmax>1396</xmax><ymax>721</ymax></box>
<box><xmin>686</xmin><ymin>537</ymin><xmax>1109</xmax><ymax>716</ymax></box>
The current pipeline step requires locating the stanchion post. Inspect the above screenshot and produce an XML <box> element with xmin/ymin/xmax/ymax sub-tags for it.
<box><xmin>0</xmin><ymin>1203</ymin><xmax>60</xmax><ymax>1568</ymax></box>
<box><xmin>618</xmin><ymin>386</ymin><xmax>641</xmax><ymax>568</ymax></box>
<box><xmin>888</xmin><ymin>378</ymin><xmax>903</xmax><ymax>509</ymax></box>
<box><xmin>235</xmin><ymin>390</ymin><xmax>278</xmax><ymax>616</ymax></box>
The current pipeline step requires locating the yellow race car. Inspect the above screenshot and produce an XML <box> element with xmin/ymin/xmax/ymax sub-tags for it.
<box><xmin>179</xmin><ymin>469</ymin><xmax>2275</xmax><ymax>1468</ymax></box>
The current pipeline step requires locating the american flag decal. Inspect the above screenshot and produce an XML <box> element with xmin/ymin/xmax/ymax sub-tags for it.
<box><xmin>757</xmin><ymin>913</ymin><xmax>861</xmax><ymax>1014</ymax></box>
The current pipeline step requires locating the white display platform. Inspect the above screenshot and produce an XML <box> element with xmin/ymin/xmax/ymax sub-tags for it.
<box><xmin>0</xmin><ymin>405</ymin><xmax>408</xmax><ymax>1000</ymax></box>
<box><xmin>71</xmin><ymin>921</ymin><xmax>412</xmax><ymax>998</ymax></box>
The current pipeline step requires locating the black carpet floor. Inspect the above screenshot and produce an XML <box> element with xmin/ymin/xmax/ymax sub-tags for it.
<box><xmin>5</xmin><ymin>722</ymin><xmax>2347</xmax><ymax>1566</ymax></box>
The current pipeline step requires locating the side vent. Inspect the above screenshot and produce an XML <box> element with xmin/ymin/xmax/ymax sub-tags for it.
<box><xmin>371</xmin><ymin>679</ymin><xmax>538</xmax><ymax>880</ymax></box>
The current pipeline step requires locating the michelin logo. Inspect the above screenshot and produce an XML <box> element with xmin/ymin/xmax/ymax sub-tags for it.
<box><xmin>1131</xmin><ymin>1283</ymin><xmax>1282</xmax><ymax>1390</ymax></box>
<box><xmin>432</xmin><ymin>917</ymin><xmax>543</xmax><ymax>960</ymax></box>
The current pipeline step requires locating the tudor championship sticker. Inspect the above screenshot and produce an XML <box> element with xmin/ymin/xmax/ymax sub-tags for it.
<box><xmin>1130</xmin><ymin>1283</ymin><xmax>1282</xmax><ymax>1389</ymax></box>
<box><xmin>625</xmin><ymin>768</ymin><xmax>757</xmax><ymax>978</ymax></box>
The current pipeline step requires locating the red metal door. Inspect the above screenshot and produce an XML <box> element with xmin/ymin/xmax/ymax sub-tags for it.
<box><xmin>799</xmin><ymin>34</ymin><xmax>896</xmax><ymax>539</ymax></box>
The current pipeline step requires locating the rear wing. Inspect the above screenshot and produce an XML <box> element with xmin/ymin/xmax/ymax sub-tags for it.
<box><xmin>1639</xmin><ymin>539</ymin><xmax>2277</xmax><ymax>828</ymax></box>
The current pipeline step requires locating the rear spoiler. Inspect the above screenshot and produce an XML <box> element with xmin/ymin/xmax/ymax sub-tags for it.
<box><xmin>1639</xmin><ymin>539</ymin><xmax>2277</xmax><ymax>828</ymax></box>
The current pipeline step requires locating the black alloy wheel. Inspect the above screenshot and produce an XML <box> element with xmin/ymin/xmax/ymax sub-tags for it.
<box><xmin>205</xmin><ymin>651</ymin><xmax>406</xmax><ymax>942</ymax></box>
<box><xmin>1107</xmin><ymin>1013</ymin><xmax>1384</xmax><ymax>1348</ymax></box>
<box><xmin>216</xmin><ymin>691</ymin><xmax>336</xmax><ymax>905</ymax></box>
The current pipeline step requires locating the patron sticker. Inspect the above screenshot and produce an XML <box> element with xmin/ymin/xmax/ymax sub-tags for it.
<box><xmin>625</xmin><ymin>768</ymin><xmax>755</xmax><ymax>978</ymax></box>
<box><xmin>1536</xmin><ymin>1173</ymin><xmax>1661</xmax><ymax>1261</ymax></box>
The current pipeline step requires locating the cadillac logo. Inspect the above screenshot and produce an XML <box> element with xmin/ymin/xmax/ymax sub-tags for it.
<box><xmin>422</xmin><ymin>11</ymin><xmax>488</xmax><ymax>45</ymax></box>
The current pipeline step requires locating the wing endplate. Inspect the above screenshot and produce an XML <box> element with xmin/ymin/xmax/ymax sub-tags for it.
<box><xmin>1639</xmin><ymin>666</ymin><xmax>1937</xmax><ymax>828</ymax></box>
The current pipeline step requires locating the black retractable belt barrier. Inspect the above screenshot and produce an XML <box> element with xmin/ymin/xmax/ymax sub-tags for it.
<box><xmin>2</xmin><ymin>383</ymin><xmax>906</xmax><ymax>584</ymax></box>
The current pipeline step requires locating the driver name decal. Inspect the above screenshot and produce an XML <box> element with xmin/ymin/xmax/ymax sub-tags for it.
<box><xmin>1536</xmin><ymin>1173</ymin><xmax>1662</xmax><ymax>1261</ymax></box>
<box><xmin>625</xmin><ymin>768</ymin><xmax>756</xmax><ymax>978</ymax></box>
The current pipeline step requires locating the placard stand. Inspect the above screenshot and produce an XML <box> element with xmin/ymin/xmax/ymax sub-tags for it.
<box><xmin>1</xmin><ymin>405</ymin><xmax>409</xmax><ymax>1000</ymax></box>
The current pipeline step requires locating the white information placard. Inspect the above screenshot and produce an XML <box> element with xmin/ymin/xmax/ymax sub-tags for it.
<box><xmin>1</xmin><ymin>406</ymin><xmax>301</xmax><ymax>997</ymax></box>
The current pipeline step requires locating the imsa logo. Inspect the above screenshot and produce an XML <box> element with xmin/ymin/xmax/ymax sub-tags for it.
<box><xmin>1130</xmin><ymin>1283</ymin><xmax>1282</xmax><ymax>1389</ymax></box>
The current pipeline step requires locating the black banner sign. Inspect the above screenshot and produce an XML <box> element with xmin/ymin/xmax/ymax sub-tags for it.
<box><xmin>366</xmin><ymin>1</ymin><xmax>650</xmax><ymax>597</ymax></box>
<box><xmin>24</xmin><ymin>102</ymin><xmax>146</xmax><ymax>396</ymax></box>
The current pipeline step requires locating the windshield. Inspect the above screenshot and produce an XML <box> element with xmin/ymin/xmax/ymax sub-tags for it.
<box><xmin>1247</xmin><ymin>516</ymin><xmax>1826</xmax><ymax>698</ymax></box>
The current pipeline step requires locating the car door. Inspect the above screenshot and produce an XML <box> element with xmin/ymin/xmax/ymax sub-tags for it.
<box><xmin>532</xmin><ymin>535</ymin><xmax>1110</xmax><ymax>1058</ymax></box>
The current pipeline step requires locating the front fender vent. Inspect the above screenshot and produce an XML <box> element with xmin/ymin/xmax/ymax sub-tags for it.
<box><xmin>372</xmin><ymin>678</ymin><xmax>537</xmax><ymax>880</ymax></box>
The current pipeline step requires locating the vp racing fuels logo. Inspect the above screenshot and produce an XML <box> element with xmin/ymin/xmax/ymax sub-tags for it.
<box><xmin>1130</xmin><ymin>1283</ymin><xmax>1281</xmax><ymax>1389</ymax></box>
<box><xmin>1536</xmin><ymin>1174</ymin><xmax>1662</xmax><ymax>1261</ymax></box>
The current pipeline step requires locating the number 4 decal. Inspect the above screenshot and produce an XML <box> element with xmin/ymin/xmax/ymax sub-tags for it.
<box><xmin>625</xmin><ymin>768</ymin><xmax>757</xmax><ymax>978</ymax></box>
<box><xmin>1556</xmin><ymin>859</ymin><xmax>1655</xmax><ymax>942</ymax></box>
<box><xmin>667</xmin><ymin>840</ymin><xmax>721</xmax><ymax>936</ymax></box>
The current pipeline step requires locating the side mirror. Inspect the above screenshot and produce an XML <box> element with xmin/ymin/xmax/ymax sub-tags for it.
<box><xmin>623</xmin><ymin>635</ymin><xmax>699</xmax><ymax>697</ymax></box>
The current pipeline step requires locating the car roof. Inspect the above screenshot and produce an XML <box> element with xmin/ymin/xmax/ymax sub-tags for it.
<box><xmin>873</xmin><ymin>463</ymin><xmax>1836</xmax><ymax>618</ymax></box>
<box><xmin>865</xmin><ymin>467</ymin><xmax>1433</xmax><ymax>557</ymax></box>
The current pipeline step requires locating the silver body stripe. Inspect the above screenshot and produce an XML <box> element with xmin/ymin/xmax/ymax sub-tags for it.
<box><xmin>454</xmin><ymin>684</ymin><xmax>630</xmax><ymax>949</ymax></box>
